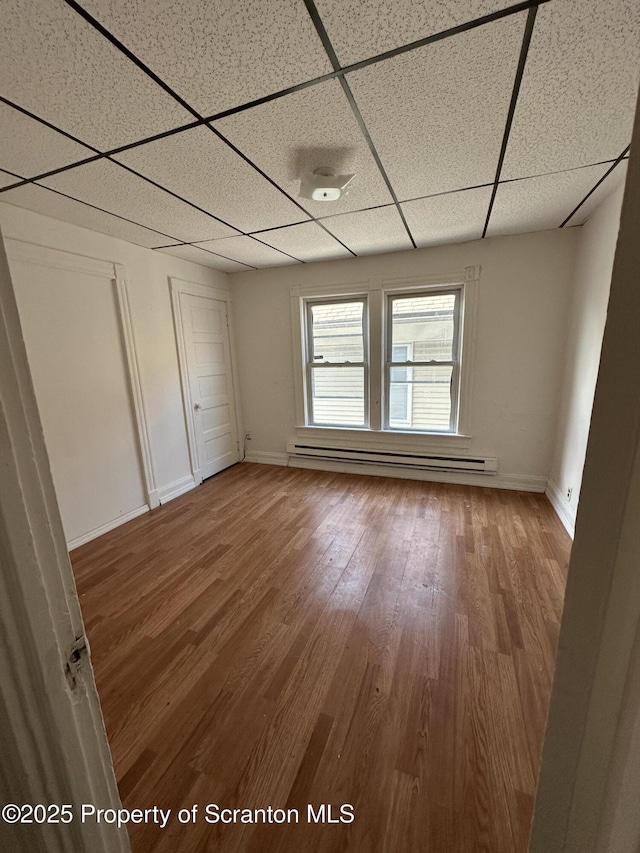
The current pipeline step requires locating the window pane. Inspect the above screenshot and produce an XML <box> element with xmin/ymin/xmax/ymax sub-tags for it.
<box><xmin>391</xmin><ymin>344</ymin><xmax>410</xmax><ymax>381</ymax></box>
<box><xmin>389</xmin><ymin>365</ymin><xmax>452</xmax><ymax>431</ymax></box>
<box><xmin>389</xmin><ymin>382</ymin><xmax>410</xmax><ymax>424</ymax></box>
<box><xmin>391</xmin><ymin>294</ymin><xmax>455</xmax><ymax>362</ymax></box>
<box><xmin>390</xmin><ymin>365</ymin><xmax>409</xmax><ymax>382</ymax></box>
<box><xmin>311</xmin><ymin>301</ymin><xmax>364</xmax><ymax>363</ymax></box>
<box><xmin>311</xmin><ymin>366</ymin><xmax>364</xmax><ymax>426</ymax></box>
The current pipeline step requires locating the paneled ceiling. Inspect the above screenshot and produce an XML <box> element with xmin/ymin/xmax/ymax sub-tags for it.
<box><xmin>0</xmin><ymin>0</ymin><xmax>637</xmax><ymax>272</ymax></box>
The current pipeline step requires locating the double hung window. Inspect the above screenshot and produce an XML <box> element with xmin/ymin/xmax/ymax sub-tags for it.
<box><xmin>306</xmin><ymin>299</ymin><xmax>367</xmax><ymax>427</ymax></box>
<box><xmin>386</xmin><ymin>290</ymin><xmax>461</xmax><ymax>432</ymax></box>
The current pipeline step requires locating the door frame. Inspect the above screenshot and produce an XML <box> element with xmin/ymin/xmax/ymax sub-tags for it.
<box><xmin>0</xmin><ymin>227</ymin><xmax>130</xmax><ymax>851</ymax></box>
<box><xmin>169</xmin><ymin>277</ymin><xmax>243</xmax><ymax>485</ymax></box>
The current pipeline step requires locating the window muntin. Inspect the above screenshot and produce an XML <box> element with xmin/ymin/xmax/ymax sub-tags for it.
<box><xmin>306</xmin><ymin>298</ymin><xmax>367</xmax><ymax>427</ymax></box>
<box><xmin>385</xmin><ymin>290</ymin><xmax>461</xmax><ymax>432</ymax></box>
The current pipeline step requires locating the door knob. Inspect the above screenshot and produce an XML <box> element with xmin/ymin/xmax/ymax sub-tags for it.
<box><xmin>194</xmin><ymin>403</ymin><xmax>201</xmax><ymax>412</ymax></box>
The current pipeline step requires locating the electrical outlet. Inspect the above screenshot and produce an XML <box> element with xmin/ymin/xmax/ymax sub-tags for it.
<box><xmin>566</xmin><ymin>487</ymin><xmax>572</xmax><ymax>502</ymax></box>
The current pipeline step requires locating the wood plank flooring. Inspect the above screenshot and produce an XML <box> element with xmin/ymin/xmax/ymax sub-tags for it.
<box><xmin>72</xmin><ymin>463</ymin><xmax>571</xmax><ymax>853</ymax></box>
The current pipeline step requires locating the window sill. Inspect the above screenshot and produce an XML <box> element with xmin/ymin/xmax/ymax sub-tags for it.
<box><xmin>293</xmin><ymin>425</ymin><xmax>472</xmax><ymax>452</ymax></box>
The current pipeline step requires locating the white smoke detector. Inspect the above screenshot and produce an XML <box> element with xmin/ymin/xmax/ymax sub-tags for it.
<box><xmin>299</xmin><ymin>167</ymin><xmax>355</xmax><ymax>202</ymax></box>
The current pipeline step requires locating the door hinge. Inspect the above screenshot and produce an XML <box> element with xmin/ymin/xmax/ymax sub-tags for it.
<box><xmin>65</xmin><ymin>634</ymin><xmax>89</xmax><ymax>689</ymax></box>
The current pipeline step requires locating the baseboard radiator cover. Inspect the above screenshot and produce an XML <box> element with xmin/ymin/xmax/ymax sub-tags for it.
<box><xmin>286</xmin><ymin>440</ymin><xmax>497</xmax><ymax>475</ymax></box>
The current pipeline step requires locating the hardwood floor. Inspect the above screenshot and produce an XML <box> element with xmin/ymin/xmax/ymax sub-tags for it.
<box><xmin>72</xmin><ymin>463</ymin><xmax>571</xmax><ymax>853</ymax></box>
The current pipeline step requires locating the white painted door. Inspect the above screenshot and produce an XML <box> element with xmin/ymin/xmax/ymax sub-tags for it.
<box><xmin>10</xmin><ymin>252</ymin><xmax>148</xmax><ymax>547</ymax></box>
<box><xmin>180</xmin><ymin>293</ymin><xmax>239</xmax><ymax>480</ymax></box>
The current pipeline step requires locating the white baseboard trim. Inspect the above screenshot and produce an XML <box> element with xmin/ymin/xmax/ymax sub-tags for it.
<box><xmin>494</xmin><ymin>473</ymin><xmax>548</xmax><ymax>493</ymax></box>
<box><xmin>247</xmin><ymin>450</ymin><xmax>545</xmax><ymax>492</ymax></box>
<box><xmin>546</xmin><ymin>478</ymin><xmax>576</xmax><ymax>538</ymax></box>
<box><xmin>67</xmin><ymin>504</ymin><xmax>149</xmax><ymax>551</ymax></box>
<box><xmin>244</xmin><ymin>447</ymin><xmax>547</xmax><ymax>492</ymax></box>
<box><xmin>244</xmin><ymin>451</ymin><xmax>289</xmax><ymax>466</ymax></box>
<box><xmin>158</xmin><ymin>474</ymin><xmax>197</xmax><ymax>504</ymax></box>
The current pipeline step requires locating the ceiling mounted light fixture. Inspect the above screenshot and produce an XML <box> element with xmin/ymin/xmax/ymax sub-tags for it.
<box><xmin>299</xmin><ymin>167</ymin><xmax>355</xmax><ymax>201</ymax></box>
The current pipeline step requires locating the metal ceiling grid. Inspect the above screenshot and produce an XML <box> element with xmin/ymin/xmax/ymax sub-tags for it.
<box><xmin>0</xmin><ymin>0</ymin><xmax>636</xmax><ymax>270</ymax></box>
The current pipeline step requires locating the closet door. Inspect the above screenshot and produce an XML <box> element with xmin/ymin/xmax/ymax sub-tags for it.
<box><xmin>9</xmin><ymin>246</ymin><xmax>148</xmax><ymax>547</ymax></box>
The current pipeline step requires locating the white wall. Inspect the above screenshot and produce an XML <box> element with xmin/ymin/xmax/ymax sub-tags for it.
<box><xmin>531</xmin><ymin>95</ymin><xmax>640</xmax><ymax>853</ymax></box>
<box><xmin>231</xmin><ymin>228</ymin><xmax>577</xmax><ymax>489</ymax></box>
<box><xmin>0</xmin><ymin>201</ymin><xmax>228</xmax><ymax>545</ymax></box>
<box><xmin>547</xmin><ymin>184</ymin><xmax>625</xmax><ymax>533</ymax></box>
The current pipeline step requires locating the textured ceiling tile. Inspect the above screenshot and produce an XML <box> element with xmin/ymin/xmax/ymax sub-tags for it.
<box><xmin>402</xmin><ymin>186</ymin><xmax>493</xmax><ymax>247</ymax></box>
<box><xmin>0</xmin><ymin>170</ymin><xmax>22</xmax><ymax>189</ymax></box>
<box><xmin>502</xmin><ymin>0</ymin><xmax>640</xmax><ymax>178</ymax></box>
<box><xmin>0</xmin><ymin>0</ymin><xmax>191</xmax><ymax>150</ymax></box>
<box><xmin>0</xmin><ymin>182</ymin><xmax>175</xmax><ymax>248</ymax></box>
<box><xmin>347</xmin><ymin>14</ymin><xmax>523</xmax><ymax>200</ymax></box>
<box><xmin>565</xmin><ymin>160</ymin><xmax>629</xmax><ymax>227</ymax></box>
<box><xmin>40</xmin><ymin>159</ymin><xmax>239</xmax><ymax>243</ymax></box>
<box><xmin>194</xmin><ymin>236</ymin><xmax>299</xmax><ymax>267</ymax></box>
<box><xmin>114</xmin><ymin>126</ymin><xmax>307</xmax><ymax>233</ymax></box>
<box><xmin>155</xmin><ymin>244</ymin><xmax>250</xmax><ymax>272</ymax></box>
<box><xmin>321</xmin><ymin>206</ymin><xmax>412</xmax><ymax>254</ymax></box>
<box><xmin>487</xmin><ymin>165</ymin><xmax>608</xmax><ymax>237</ymax></box>
<box><xmin>215</xmin><ymin>79</ymin><xmax>393</xmax><ymax>216</ymax></box>
<box><xmin>315</xmin><ymin>0</ymin><xmax>515</xmax><ymax>65</ymax></box>
<box><xmin>0</xmin><ymin>102</ymin><xmax>93</xmax><ymax>178</ymax></box>
<box><xmin>77</xmin><ymin>0</ymin><xmax>332</xmax><ymax>116</ymax></box>
<box><xmin>257</xmin><ymin>222</ymin><xmax>353</xmax><ymax>262</ymax></box>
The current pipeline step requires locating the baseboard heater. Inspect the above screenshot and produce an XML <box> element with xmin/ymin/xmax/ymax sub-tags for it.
<box><xmin>287</xmin><ymin>440</ymin><xmax>497</xmax><ymax>475</ymax></box>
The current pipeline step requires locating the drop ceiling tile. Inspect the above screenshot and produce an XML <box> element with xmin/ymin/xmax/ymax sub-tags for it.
<box><xmin>77</xmin><ymin>0</ymin><xmax>332</xmax><ymax>116</ymax></box>
<box><xmin>194</xmin><ymin>236</ymin><xmax>299</xmax><ymax>268</ymax></box>
<box><xmin>0</xmin><ymin>102</ymin><xmax>93</xmax><ymax>178</ymax></box>
<box><xmin>114</xmin><ymin>126</ymin><xmax>307</xmax><ymax>233</ymax></box>
<box><xmin>257</xmin><ymin>222</ymin><xmax>353</xmax><ymax>262</ymax></box>
<box><xmin>346</xmin><ymin>14</ymin><xmax>524</xmax><ymax>200</ymax></box>
<box><xmin>0</xmin><ymin>170</ymin><xmax>22</xmax><ymax>189</ymax></box>
<box><xmin>565</xmin><ymin>160</ymin><xmax>629</xmax><ymax>227</ymax></box>
<box><xmin>215</xmin><ymin>79</ymin><xmax>393</xmax><ymax>217</ymax></box>
<box><xmin>502</xmin><ymin>0</ymin><xmax>640</xmax><ymax>178</ymax></box>
<box><xmin>0</xmin><ymin>0</ymin><xmax>191</xmax><ymax>150</ymax></box>
<box><xmin>315</xmin><ymin>0</ymin><xmax>515</xmax><ymax>65</ymax></box>
<box><xmin>40</xmin><ymin>159</ymin><xmax>238</xmax><ymax>243</ymax></box>
<box><xmin>156</xmin><ymin>245</ymin><xmax>250</xmax><ymax>273</ymax></box>
<box><xmin>321</xmin><ymin>206</ymin><xmax>412</xmax><ymax>254</ymax></box>
<box><xmin>402</xmin><ymin>186</ymin><xmax>493</xmax><ymax>247</ymax></box>
<box><xmin>487</xmin><ymin>165</ymin><xmax>608</xmax><ymax>237</ymax></box>
<box><xmin>0</xmin><ymin>182</ymin><xmax>175</xmax><ymax>248</ymax></box>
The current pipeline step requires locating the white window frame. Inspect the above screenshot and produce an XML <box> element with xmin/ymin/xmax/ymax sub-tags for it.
<box><xmin>290</xmin><ymin>266</ymin><xmax>479</xmax><ymax>450</ymax></box>
<box><xmin>384</xmin><ymin>287</ymin><xmax>462</xmax><ymax>433</ymax></box>
<box><xmin>305</xmin><ymin>295</ymin><xmax>369</xmax><ymax>429</ymax></box>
